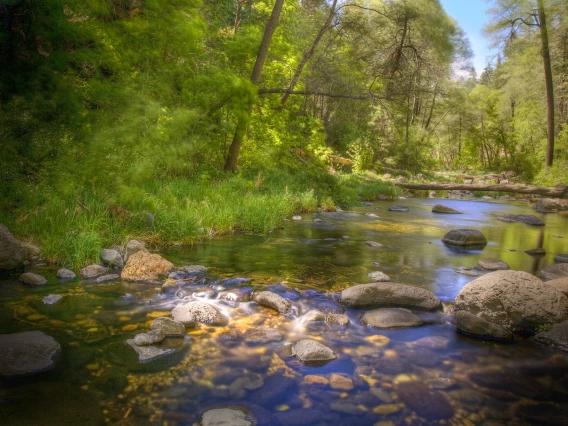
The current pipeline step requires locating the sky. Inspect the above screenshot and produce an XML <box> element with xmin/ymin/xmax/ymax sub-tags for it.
<box><xmin>440</xmin><ymin>0</ymin><xmax>498</xmax><ymax>76</ymax></box>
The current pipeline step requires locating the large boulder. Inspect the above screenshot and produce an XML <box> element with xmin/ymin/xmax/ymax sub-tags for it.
<box><xmin>442</xmin><ymin>229</ymin><xmax>487</xmax><ymax>248</ymax></box>
<box><xmin>361</xmin><ymin>308</ymin><xmax>424</xmax><ymax>328</ymax></box>
<box><xmin>124</xmin><ymin>239</ymin><xmax>149</xmax><ymax>261</ymax></box>
<box><xmin>532</xmin><ymin>198</ymin><xmax>568</xmax><ymax>213</ymax></box>
<box><xmin>252</xmin><ymin>290</ymin><xmax>292</xmax><ymax>315</ymax></box>
<box><xmin>497</xmin><ymin>214</ymin><xmax>544</xmax><ymax>226</ymax></box>
<box><xmin>432</xmin><ymin>204</ymin><xmax>462</xmax><ymax>214</ymax></box>
<box><xmin>0</xmin><ymin>331</ymin><xmax>61</xmax><ymax>377</ymax></box>
<box><xmin>546</xmin><ymin>277</ymin><xmax>568</xmax><ymax>296</ymax></box>
<box><xmin>454</xmin><ymin>270</ymin><xmax>568</xmax><ymax>337</ymax></box>
<box><xmin>0</xmin><ymin>224</ymin><xmax>27</xmax><ymax>270</ymax></box>
<box><xmin>540</xmin><ymin>263</ymin><xmax>568</xmax><ymax>281</ymax></box>
<box><xmin>339</xmin><ymin>282</ymin><xmax>442</xmax><ymax>311</ymax></box>
<box><xmin>121</xmin><ymin>251</ymin><xmax>174</xmax><ymax>282</ymax></box>
<box><xmin>171</xmin><ymin>301</ymin><xmax>228</xmax><ymax>326</ymax></box>
<box><xmin>291</xmin><ymin>338</ymin><xmax>337</xmax><ymax>365</ymax></box>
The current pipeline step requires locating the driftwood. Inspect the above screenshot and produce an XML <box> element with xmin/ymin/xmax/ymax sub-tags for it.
<box><xmin>395</xmin><ymin>182</ymin><xmax>568</xmax><ymax>197</ymax></box>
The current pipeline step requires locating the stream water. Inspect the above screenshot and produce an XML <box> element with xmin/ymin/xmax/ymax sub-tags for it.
<box><xmin>1</xmin><ymin>198</ymin><xmax>568</xmax><ymax>426</ymax></box>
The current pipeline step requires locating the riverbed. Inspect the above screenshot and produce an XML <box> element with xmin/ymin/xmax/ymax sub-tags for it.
<box><xmin>1</xmin><ymin>198</ymin><xmax>567</xmax><ymax>425</ymax></box>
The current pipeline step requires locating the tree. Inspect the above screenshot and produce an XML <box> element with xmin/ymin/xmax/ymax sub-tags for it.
<box><xmin>224</xmin><ymin>0</ymin><xmax>286</xmax><ymax>172</ymax></box>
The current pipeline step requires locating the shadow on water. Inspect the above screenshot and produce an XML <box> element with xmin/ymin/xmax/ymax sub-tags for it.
<box><xmin>1</xmin><ymin>198</ymin><xmax>568</xmax><ymax>425</ymax></box>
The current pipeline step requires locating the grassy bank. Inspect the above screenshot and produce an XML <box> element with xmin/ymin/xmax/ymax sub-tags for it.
<box><xmin>6</xmin><ymin>171</ymin><xmax>398</xmax><ymax>269</ymax></box>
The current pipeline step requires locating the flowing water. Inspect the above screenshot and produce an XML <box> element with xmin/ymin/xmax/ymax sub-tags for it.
<box><xmin>1</xmin><ymin>198</ymin><xmax>568</xmax><ymax>426</ymax></box>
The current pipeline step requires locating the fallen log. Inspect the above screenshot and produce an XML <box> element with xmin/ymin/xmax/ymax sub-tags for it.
<box><xmin>327</xmin><ymin>154</ymin><xmax>354</xmax><ymax>166</ymax></box>
<box><xmin>395</xmin><ymin>183</ymin><xmax>568</xmax><ymax>198</ymax></box>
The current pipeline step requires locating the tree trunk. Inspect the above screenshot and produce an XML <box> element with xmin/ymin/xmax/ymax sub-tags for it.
<box><xmin>537</xmin><ymin>0</ymin><xmax>555</xmax><ymax>167</ymax></box>
<box><xmin>224</xmin><ymin>0</ymin><xmax>286</xmax><ymax>172</ymax></box>
<box><xmin>280</xmin><ymin>0</ymin><xmax>338</xmax><ymax>107</ymax></box>
<box><xmin>395</xmin><ymin>182</ymin><xmax>568</xmax><ymax>197</ymax></box>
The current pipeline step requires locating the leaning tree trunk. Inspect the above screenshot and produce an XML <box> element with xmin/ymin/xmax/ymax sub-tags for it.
<box><xmin>537</xmin><ymin>0</ymin><xmax>555</xmax><ymax>167</ymax></box>
<box><xmin>224</xmin><ymin>0</ymin><xmax>286</xmax><ymax>172</ymax></box>
<box><xmin>395</xmin><ymin>182</ymin><xmax>568</xmax><ymax>197</ymax></box>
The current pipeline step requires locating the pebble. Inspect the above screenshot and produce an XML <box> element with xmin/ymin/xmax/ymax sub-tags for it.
<box><xmin>330</xmin><ymin>374</ymin><xmax>354</xmax><ymax>391</ymax></box>
<box><xmin>42</xmin><ymin>294</ymin><xmax>63</xmax><ymax>305</ymax></box>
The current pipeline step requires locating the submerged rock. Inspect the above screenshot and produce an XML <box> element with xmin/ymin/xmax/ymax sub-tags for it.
<box><xmin>339</xmin><ymin>282</ymin><xmax>442</xmax><ymax>311</ymax></box>
<box><xmin>540</xmin><ymin>263</ymin><xmax>568</xmax><ymax>281</ymax></box>
<box><xmin>95</xmin><ymin>273</ymin><xmax>120</xmax><ymax>283</ymax></box>
<box><xmin>432</xmin><ymin>204</ymin><xmax>462</xmax><ymax>214</ymax></box>
<box><xmin>555</xmin><ymin>254</ymin><xmax>568</xmax><ymax>264</ymax></box>
<box><xmin>133</xmin><ymin>329</ymin><xmax>165</xmax><ymax>346</ymax></box>
<box><xmin>42</xmin><ymin>294</ymin><xmax>63</xmax><ymax>305</ymax></box>
<box><xmin>201</xmin><ymin>407</ymin><xmax>254</xmax><ymax>426</ymax></box>
<box><xmin>365</xmin><ymin>212</ymin><xmax>380</xmax><ymax>218</ymax></box>
<box><xmin>80</xmin><ymin>264</ymin><xmax>106</xmax><ymax>279</ymax></box>
<box><xmin>497</xmin><ymin>214</ymin><xmax>544</xmax><ymax>226</ymax></box>
<box><xmin>56</xmin><ymin>268</ymin><xmax>76</xmax><ymax>279</ymax></box>
<box><xmin>252</xmin><ymin>290</ymin><xmax>292</xmax><ymax>315</ymax></box>
<box><xmin>388</xmin><ymin>205</ymin><xmax>409</xmax><ymax>212</ymax></box>
<box><xmin>218</xmin><ymin>327</ymin><xmax>282</xmax><ymax>344</ymax></box>
<box><xmin>326</xmin><ymin>313</ymin><xmax>349</xmax><ymax>327</ymax></box>
<box><xmin>361</xmin><ymin>308</ymin><xmax>423</xmax><ymax>328</ymax></box>
<box><xmin>183</xmin><ymin>264</ymin><xmax>207</xmax><ymax>275</ymax></box>
<box><xmin>171</xmin><ymin>301</ymin><xmax>227</xmax><ymax>326</ymax></box>
<box><xmin>121</xmin><ymin>251</ymin><xmax>174</xmax><ymax>282</ymax></box>
<box><xmin>396</xmin><ymin>381</ymin><xmax>454</xmax><ymax>420</ymax></box>
<box><xmin>442</xmin><ymin>229</ymin><xmax>487</xmax><ymax>248</ymax></box>
<box><xmin>292</xmin><ymin>338</ymin><xmax>337</xmax><ymax>365</ymax></box>
<box><xmin>0</xmin><ymin>223</ymin><xmax>27</xmax><ymax>270</ymax></box>
<box><xmin>367</xmin><ymin>271</ymin><xmax>391</xmax><ymax>282</ymax></box>
<box><xmin>477</xmin><ymin>257</ymin><xmax>509</xmax><ymax>271</ymax></box>
<box><xmin>364</xmin><ymin>240</ymin><xmax>383</xmax><ymax>248</ymax></box>
<box><xmin>151</xmin><ymin>317</ymin><xmax>185</xmax><ymax>337</ymax></box>
<box><xmin>455</xmin><ymin>311</ymin><xmax>514</xmax><ymax>342</ymax></box>
<box><xmin>19</xmin><ymin>272</ymin><xmax>47</xmax><ymax>286</ymax></box>
<box><xmin>0</xmin><ymin>331</ymin><xmax>61</xmax><ymax>377</ymax></box>
<box><xmin>219</xmin><ymin>287</ymin><xmax>253</xmax><ymax>303</ymax></box>
<box><xmin>454</xmin><ymin>270</ymin><xmax>568</xmax><ymax>337</ymax></box>
<box><xmin>126</xmin><ymin>339</ymin><xmax>175</xmax><ymax>363</ymax></box>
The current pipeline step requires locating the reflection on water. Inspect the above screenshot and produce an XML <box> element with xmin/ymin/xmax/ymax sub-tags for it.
<box><xmin>1</xmin><ymin>198</ymin><xmax>567</xmax><ymax>425</ymax></box>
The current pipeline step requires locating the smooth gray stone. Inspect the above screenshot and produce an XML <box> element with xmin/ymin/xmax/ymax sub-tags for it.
<box><xmin>252</xmin><ymin>291</ymin><xmax>292</xmax><ymax>315</ymax></box>
<box><xmin>361</xmin><ymin>308</ymin><xmax>423</xmax><ymax>328</ymax></box>
<box><xmin>292</xmin><ymin>338</ymin><xmax>336</xmax><ymax>365</ymax></box>
<box><xmin>43</xmin><ymin>294</ymin><xmax>63</xmax><ymax>305</ymax></box>
<box><xmin>477</xmin><ymin>257</ymin><xmax>509</xmax><ymax>270</ymax></box>
<box><xmin>442</xmin><ymin>229</ymin><xmax>487</xmax><ymax>247</ymax></box>
<box><xmin>455</xmin><ymin>310</ymin><xmax>514</xmax><ymax>342</ymax></box>
<box><xmin>95</xmin><ymin>273</ymin><xmax>120</xmax><ymax>283</ymax></box>
<box><xmin>57</xmin><ymin>268</ymin><xmax>76</xmax><ymax>279</ymax></box>
<box><xmin>432</xmin><ymin>204</ymin><xmax>462</xmax><ymax>214</ymax></box>
<box><xmin>80</xmin><ymin>264</ymin><xmax>106</xmax><ymax>279</ymax></box>
<box><xmin>533</xmin><ymin>320</ymin><xmax>568</xmax><ymax>352</ymax></box>
<box><xmin>151</xmin><ymin>317</ymin><xmax>185</xmax><ymax>337</ymax></box>
<box><xmin>126</xmin><ymin>339</ymin><xmax>175</xmax><ymax>363</ymax></box>
<box><xmin>19</xmin><ymin>272</ymin><xmax>47</xmax><ymax>286</ymax></box>
<box><xmin>0</xmin><ymin>331</ymin><xmax>61</xmax><ymax>377</ymax></box>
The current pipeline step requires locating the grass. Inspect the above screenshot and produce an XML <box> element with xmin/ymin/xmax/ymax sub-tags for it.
<box><xmin>9</xmin><ymin>170</ymin><xmax>398</xmax><ymax>269</ymax></box>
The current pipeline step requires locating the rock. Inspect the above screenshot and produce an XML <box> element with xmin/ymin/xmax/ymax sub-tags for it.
<box><xmin>497</xmin><ymin>214</ymin><xmax>544</xmax><ymax>226</ymax></box>
<box><xmin>95</xmin><ymin>273</ymin><xmax>120</xmax><ymax>283</ymax></box>
<box><xmin>429</xmin><ymin>191</ymin><xmax>437</xmax><ymax>198</ymax></box>
<box><xmin>219</xmin><ymin>287</ymin><xmax>253</xmax><ymax>303</ymax></box>
<box><xmin>525</xmin><ymin>248</ymin><xmax>546</xmax><ymax>256</ymax></box>
<box><xmin>432</xmin><ymin>204</ymin><xmax>462</xmax><ymax>214</ymax></box>
<box><xmin>365</xmin><ymin>241</ymin><xmax>383</xmax><ymax>248</ymax></box>
<box><xmin>303</xmin><ymin>310</ymin><xmax>326</xmax><ymax>322</ymax></box>
<box><xmin>183</xmin><ymin>264</ymin><xmax>207</xmax><ymax>275</ymax></box>
<box><xmin>0</xmin><ymin>331</ymin><xmax>61</xmax><ymax>377</ymax></box>
<box><xmin>361</xmin><ymin>308</ymin><xmax>424</xmax><ymax>328</ymax></box>
<box><xmin>456</xmin><ymin>269</ymin><xmax>479</xmax><ymax>276</ymax></box>
<box><xmin>454</xmin><ymin>270</ymin><xmax>568</xmax><ymax>336</ymax></box>
<box><xmin>57</xmin><ymin>268</ymin><xmax>76</xmax><ymax>279</ymax></box>
<box><xmin>292</xmin><ymin>215</ymin><xmax>302</xmax><ymax>221</ymax></box>
<box><xmin>171</xmin><ymin>301</ymin><xmax>227</xmax><ymax>326</ymax></box>
<box><xmin>365</xmin><ymin>212</ymin><xmax>379</xmax><ymax>218</ymax></box>
<box><xmin>382</xmin><ymin>173</ymin><xmax>392</xmax><ymax>179</ymax></box>
<box><xmin>532</xmin><ymin>198</ymin><xmax>568</xmax><ymax>213</ymax></box>
<box><xmin>442</xmin><ymin>229</ymin><xmax>487</xmax><ymax>247</ymax></box>
<box><xmin>396</xmin><ymin>176</ymin><xmax>406</xmax><ymax>183</ymax></box>
<box><xmin>241</xmin><ymin>327</ymin><xmax>283</xmax><ymax>344</ymax></box>
<box><xmin>330</xmin><ymin>402</ymin><xmax>365</xmax><ymax>415</ymax></box>
<box><xmin>388</xmin><ymin>205</ymin><xmax>409</xmax><ymax>212</ymax></box>
<box><xmin>121</xmin><ymin>251</ymin><xmax>174</xmax><ymax>282</ymax></box>
<box><xmin>339</xmin><ymin>282</ymin><xmax>443</xmax><ymax>311</ymax></box>
<box><xmin>326</xmin><ymin>313</ymin><xmax>349</xmax><ymax>326</ymax></box>
<box><xmin>201</xmin><ymin>407</ymin><xmax>254</xmax><ymax>426</ymax></box>
<box><xmin>19</xmin><ymin>272</ymin><xmax>47</xmax><ymax>286</ymax></box>
<box><xmin>533</xmin><ymin>320</ymin><xmax>568</xmax><ymax>352</ymax></box>
<box><xmin>80</xmin><ymin>264</ymin><xmax>107</xmax><ymax>279</ymax></box>
<box><xmin>20</xmin><ymin>241</ymin><xmax>41</xmax><ymax>257</ymax></box>
<box><xmin>477</xmin><ymin>257</ymin><xmax>509</xmax><ymax>270</ymax></box>
<box><xmin>555</xmin><ymin>254</ymin><xmax>568</xmax><ymax>264</ymax></box>
<box><xmin>396</xmin><ymin>381</ymin><xmax>454</xmax><ymax>420</ymax></box>
<box><xmin>43</xmin><ymin>294</ymin><xmax>63</xmax><ymax>305</ymax></box>
<box><xmin>100</xmin><ymin>248</ymin><xmax>124</xmax><ymax>267</ymax></box>
<box><xmin>252</xmin><ymin>291</ymin><xmax>292</xmax><ymax>315</ymax></box>
<box><xmin>249</xmin><ymin>375</ymin><xmax>297</xmax><ymax>407</ymax></box>
<box><xmin>367</xmin><ymin>271</ymin><xmax>391</xmax><ymax>282</ymax></box>
<box><xmin>133</xmin><ymin>329</ymin><xmax>165</xmax><ymax>346</ymax></box>
<box><xmin>151</xmin><ymin>317</ymin><xmax>185</xmax><ymax>337</ymax></box>
<box><xmin>409</xmin><ymin>336</ymin><xmax>450</xmax><ymax>351</ymax></box>
<box><xmin>291</xmin><ymin>338</ymin><xmax>337</xmax><ymax>365</ymax></box>
<box><xmin>540</xmin><ymin>263</ymin><xmax>568</xmax><ymax>281</ymax></box>
<box><xmin>126</xmin><ymin>339</ymin><xmax>175</xmax><ymax>363</ymax></box>
<box><xmin>455</xmin><ymin>311</ymin><xmax>514</xmax><ymax>341</ymax></box>
<box><xmin>546</xmin><ymin>277</ymin><xmax>568</xmax><ymax>296</ymax></box>
<box><xmin>0</xmin><ymin>224</ymin><xmax>27</xmax><ymax>270</ymax></box>
<box><xmin>124</xmin><ymin>239</ymin><xmax>148</xmax><ymax>261</ymax></box>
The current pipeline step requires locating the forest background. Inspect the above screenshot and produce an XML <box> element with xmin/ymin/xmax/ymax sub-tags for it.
<box><xmin>0</xmin><ymin>0</ymin><xmax>567</xmax><ymax>267</ymax></box>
